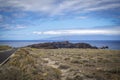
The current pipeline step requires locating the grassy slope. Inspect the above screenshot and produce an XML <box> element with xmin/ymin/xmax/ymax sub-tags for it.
<box><xmin>0</xmin><ymin>45</ymin><xmax>12</xmax><ymax>51</ymax></box>
<box><xmin>0</xmin><ymin>48</ymin><xmax>120</xmax><ymax>80</ymax></box>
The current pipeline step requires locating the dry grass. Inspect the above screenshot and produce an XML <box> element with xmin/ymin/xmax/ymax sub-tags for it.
<box><xmin>0</xmin><ymin>45</ymin><xmax>12</xmax><ymax>51</ymax></box>
<box><xmin>0</xmin><ymin>48</ymin><xmax>120</xmax><ymax>80</ymax></box>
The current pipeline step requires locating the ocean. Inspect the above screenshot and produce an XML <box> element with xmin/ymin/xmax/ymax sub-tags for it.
<box><xmin>0</xmin><ymin>40</ymin><xmax>120</xmax><ymax>50</ymax></box>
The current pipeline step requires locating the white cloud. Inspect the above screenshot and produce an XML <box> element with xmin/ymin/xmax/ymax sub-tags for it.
<box><xmin>0</xmin><ymin>0</ymin><xmax>120</xmax><ymax>16</ymax></box>
<box><xmin>12</xmin><ymin>13</ymin><xmax>27</xmax><ymax>18</ymax></box>
<box><xmin>75</xmin><ymin>16</ymin><xmax>87</xmax><ymax>19</ymax></box>
<box><xmin>84</xmin><ymin>3</ymin><xmax>120</xmax><ymax>12</ymax></box>
<box><xmin>0</xmin><ymin>24</ymin><xmax>26</xmax><ymax>30</ymax></box>
<box><xmin>15</xmin><ymin>25</ymin><xmax>26</xmax><ymax>29</ymax></box>
<box><xmin>33</xmin><ymin>31</ymin><xmax>42</xmax><ymax>34</ymax></box>
<box><xmin>3</xmin><ymin>0</ymin><xmax>56</xmax><ymax>13</ymax></box>
<box><xmin>33</xmin><ymin>29</ymin><xmax>120</xmax><ymax>35</ymax></box>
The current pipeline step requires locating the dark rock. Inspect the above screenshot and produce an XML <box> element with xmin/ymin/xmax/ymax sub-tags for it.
<box><xmin>27</xmin><ymin>41</ymin><xmax>99</xmax><ymax>49</ymax></box>
<box><xmin>100</xmin><ymin>46</ymin><xmax>109</xmax><ymax>49</ymax></box>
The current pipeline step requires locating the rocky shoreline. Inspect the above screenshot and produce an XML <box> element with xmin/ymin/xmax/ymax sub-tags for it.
<box><xmin>27</xmin><ymin>41</ymin><xmax>108</xmax><ymax>49</ymax></box>
<box><xmin>27</xmin><ymin>41</ymin><xmax>97</xmax><ymax>49</ymax></box>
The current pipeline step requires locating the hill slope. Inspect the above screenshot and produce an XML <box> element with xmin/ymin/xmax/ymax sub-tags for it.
<box><xmin>0</xmin><ymin>48</ymin><xmax>120</xmax><ymax>80</ymax></box>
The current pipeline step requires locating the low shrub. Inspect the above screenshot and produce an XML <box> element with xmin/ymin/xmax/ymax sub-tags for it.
<box><xmin>58</xmin><ymin>64</ymin><xmax>70</xmax><ymax>69</ymax></box>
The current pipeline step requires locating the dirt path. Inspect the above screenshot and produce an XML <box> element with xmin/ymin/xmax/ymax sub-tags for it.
<box><xmin>42</xmin><ymin>57</ymin><xmax>69</xmax><ymax>80</ymax></box>
<box><xmin>43</xmin><ymin>58</ymin><xmax>59</xmax><ymax>68</ymax></box>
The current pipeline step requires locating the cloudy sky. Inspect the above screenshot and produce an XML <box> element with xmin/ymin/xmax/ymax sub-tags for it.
<box><xmin>0</xmin><ymin>0</ymin><xmax>120</xmax><ymax>40</ymax></box>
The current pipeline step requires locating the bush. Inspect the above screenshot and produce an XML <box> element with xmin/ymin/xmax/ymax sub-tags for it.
<box><xmin>0</xmin><ymin>66</ymin><xmax>32</xmax><ymax>80</ymax></box>
<box><xmin>58</xmin><ymin>64</ymin><xmax>70</xmax><ymax>69</ymax></box>
<box><xmin>71</xmin><ymin>59</ymin><xmax>82</xmax><ymax>64</ymax></box>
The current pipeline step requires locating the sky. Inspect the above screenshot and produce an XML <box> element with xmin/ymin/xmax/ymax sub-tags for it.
<box><xmin>0</xmin><ymin>0</ymin><xmax>120</xmax><ymax>40</ymax></box>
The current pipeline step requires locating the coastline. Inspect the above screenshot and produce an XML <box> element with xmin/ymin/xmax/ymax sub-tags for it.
<box><xmin>0</xmin><ymin>40</ymin><xmax>120</xmax><ymax>50</ymax></box>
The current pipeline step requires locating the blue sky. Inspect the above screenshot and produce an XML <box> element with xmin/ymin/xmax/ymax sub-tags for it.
<box><xmin>0</xmin><ymin>0</ymin><xmax>120</xmax><ymax>40</ymax></box>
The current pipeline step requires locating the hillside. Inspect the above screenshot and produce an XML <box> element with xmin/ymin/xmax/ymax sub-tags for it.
<box><xmin>0</xmin><ymin>45</ymin><xmax>12</xmax><ymax>51</ymax></box>
<box><xmin>0</xmin><ymin>48</ymin><xmax>120</xmax><ymax>80</ymax></box>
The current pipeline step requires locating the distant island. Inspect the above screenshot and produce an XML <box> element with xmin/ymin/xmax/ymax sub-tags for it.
<box><xmin>27</xmin><ymin>41</ymin><xmax>108</xmax><ymax>49</ymax></box>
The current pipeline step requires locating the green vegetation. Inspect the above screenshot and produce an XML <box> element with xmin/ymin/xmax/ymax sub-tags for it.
<box><xmin>0</xmin><ymin>48</ymin><xmax>120</xmax><ymax>80</ymax></box>
<box><xmin>0</xmin><ymin>45</ymin><xmax>12</xmax><ymax>51</ymax></box>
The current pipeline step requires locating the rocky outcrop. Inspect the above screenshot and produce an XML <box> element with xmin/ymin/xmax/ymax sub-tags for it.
<box><xmin>27</xmin><ymin>41</ymin><xmax>98</xmax><ymax>49</ymax></box>
<box><xmin>100</xmin><ymin>46</ymin><xmax>109</xmax><ymax>49</ymax></box>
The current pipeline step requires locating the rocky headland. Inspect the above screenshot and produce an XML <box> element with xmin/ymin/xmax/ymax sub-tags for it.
<box><xmin>27</xmin><ymin>41</ymin><xmax>99</xmax><ymax>49</ymax></box>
